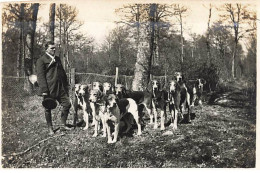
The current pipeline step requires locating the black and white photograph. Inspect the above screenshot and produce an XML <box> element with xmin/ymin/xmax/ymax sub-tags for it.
<box><xmin>0</xmin><ymin>0</ymin><xmax>258</xmax><ymax>168</ymax></box>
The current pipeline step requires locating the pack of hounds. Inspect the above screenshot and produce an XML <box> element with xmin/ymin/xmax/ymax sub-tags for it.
<box><xmin>73</xmin><ymin>72</ymin><xmax>206</xmax><ymax>143</ymax></box>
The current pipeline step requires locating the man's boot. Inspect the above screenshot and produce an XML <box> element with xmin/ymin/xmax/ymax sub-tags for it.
<box><xmin>45</xmin><ymin>109</ymin><xmax>54</xmax><ymax>135</ymax></box>
<box><xmin>60</xmin><ymin>111</ymin><xmax>71</xmax><ymax>131</ymax></box>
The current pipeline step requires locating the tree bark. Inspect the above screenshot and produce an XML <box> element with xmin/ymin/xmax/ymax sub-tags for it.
<box><xmin>24</xmin><ymin>3</ymin><xmax>39</xmax><ymax>92</ymax></box>
<box><xmin>48</xmin><ymin>3</ymin><xmax>55</xmax><ymax>42</ymax></box>
<box><xmin>132</xmin><ymin>4</ymin><xmax>156</xmax><ymax>91</ymax></box>
<box><xmin>206</xmin><ymin>4</ymin><xmax>212</xmax><ymax>64</ymax></box>
<box><xmin>132</xmin><ymin>25</ymin><xmax>149</xmax><ymax>91</ymax></box>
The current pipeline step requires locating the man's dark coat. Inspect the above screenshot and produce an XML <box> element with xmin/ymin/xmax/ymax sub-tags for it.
<box><xmin>36</xmin><ymin>53</ymin><xmax>69</xmax><ymax>98</ymax></box>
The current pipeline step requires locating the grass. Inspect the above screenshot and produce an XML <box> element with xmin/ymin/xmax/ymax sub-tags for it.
<box><xmin>1</xmin><ymin>80</ymin><xmax>256</xmax><ymax>168</ymax></box>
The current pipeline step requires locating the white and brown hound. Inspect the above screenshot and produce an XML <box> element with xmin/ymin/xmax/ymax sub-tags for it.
<box><xmin>168</xmin><ymin>80</ymin><xmax>184</xmax><ymax>130</ymax></box>
<box><xmin>103</xmin><ymin>82</ymin><xmax>114</xmax><ymax>95</ymax></box>
<box><xmin>151</xmin><ymin>80</ymin><xmax>168</xmax><ymax>130</ymax></box>
<box><xmin>174</xmin><ymin>72</ymin><xmax>192</xmax><ymax>123</ymax></box>
<box><xmin>104</xmin><ymin>93</ymin><xmax>142</xmax><ymax>143</ymax></box>
<box><xmin>88</xmin><ymin>89</ymin><xmax>107</xmax><ymax>137</ymax></box>
<box><xmin>73</xmin><ymin>84</ymin><xmax>92</xmax><ymax>130</ymax></box>
<box><xmin>92</xmin><ymin>82</ymin><xmax>103</xmax><ymax>92</ymax></box>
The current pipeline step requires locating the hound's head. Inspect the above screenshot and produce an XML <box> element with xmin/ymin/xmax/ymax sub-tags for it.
<box><xmin>197</xmin><ymin>78</ymin><xmax>206</xmax><ymax>91</ymax></box>
<box><xmin>105</xmin><ymin>93</ymin><xmax>118</xmax><ymax>108</ymax></box>
<box><xmin>78</xmin><ymin>84</ymin><xmax>89</xmax><ymax>97</ymax></box>
<box><xmin>89</xmin><ymin>89</ymin><xmax>102</xmax><ymax>103</ymax></box>
<box><xmin>174</xmin><ymin>72</ymin><xmax>183</xmax><ymax>83</ymax></box>
<box><xmin>151</xmin><ymin>80</ymin><xmax>160</xmax><ymax>92</ymax></box>
<box><xmin>115</xmin><ymin>84</ymin><xmax>125</xmax><ymax>95</ymax></box>
<box><xmin>103</xmin><ymin>82</ymin><xmax>112</xmax><ymax>94</ymax></box>
<box><xmin>75</xmin><ymin>84</ymin><xmax>81</xmax><ymax>96</ymax></box>
<box><xmin>169</xmin><ymin>80</ymin><xmax>178</xmax><ymax>92</ymax></box>
<box><xmin>92</xmin><ymin>82</ymin><xmax>103</xmax><ymax>91</ymax></box>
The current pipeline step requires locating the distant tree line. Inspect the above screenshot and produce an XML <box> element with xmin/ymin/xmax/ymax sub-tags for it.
<box><xmin>2</xmin><ymin>3</ymin><xmax>256</xmax><ymax>92</ymax></box>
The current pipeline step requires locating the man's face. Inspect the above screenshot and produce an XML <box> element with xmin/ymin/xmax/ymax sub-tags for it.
<box><xmin>46</xmin><ymin>44</ymin><xmax>56</xmax><ymax>56</ymax></box>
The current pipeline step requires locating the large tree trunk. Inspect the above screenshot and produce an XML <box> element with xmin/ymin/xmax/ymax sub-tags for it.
<box><xmin>24</xmin><ymin>3</ymin><xmax>39</xmax><ymax>92</ymax></box>
<box><xmin>132</xmin><ymin>24</ymin><xmax>149</xmax><ymax>91</ymax></box>
<box><xmin>48</xmin><ymin>3</ymin><xmax>56</xmax><ymax>42</ymax></box>
<box><xmin>132</xmin><ymin>4</ymin><xmax>156</xmax><ymax>91</ymax></box>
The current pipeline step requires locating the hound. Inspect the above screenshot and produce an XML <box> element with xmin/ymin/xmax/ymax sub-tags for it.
<box><xmin>74</xmin><ymin>84</ymin><xmax>92</xmax><ymax>130</ymax></box>
<box><xmin>115</xmin><ymin>84</ymin><xmax>154</xmax><ymax>125</ymax></box>
<box><xmin>103</xmin><ymin>82</ymin><xmax>114</xmax><ymax>95</ymax></box>
<box><xmin>88</xmin><ymin>89</ymin><xmax>107</xmax><ymax>137</ymax></box>
<box><xmin>151</xmin><ymin>80</ymin><xmax>168</xmax><ymax>130</ymax></box>
<box><xmin>168</xmin><ymin>80</ymin><xmax>185</xmax><ymax>130</ymax></box>
<box><xmin>92</xmin><ymin>82</ymin><xmax>103</xmax><ymax>92</ymax></box>
<box><xmin>174</xmin><ymin>72</ymin><xmax>192</xmax><ymax>123</ymax></box>
<box><xmin>104</xmin><ymin>93</ymin><xmax>142</xmax><ymax>143</ymax></box>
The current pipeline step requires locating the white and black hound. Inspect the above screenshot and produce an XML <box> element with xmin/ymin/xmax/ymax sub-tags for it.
<box><xmin>115</xmin><ymin>84</ymin><xmax>154</xmax><ymax>125</ymax></box>
<box><xmin>104</xmin><ymin>93</ymin><xmax>142</xmax><ymax>143</ymax></box>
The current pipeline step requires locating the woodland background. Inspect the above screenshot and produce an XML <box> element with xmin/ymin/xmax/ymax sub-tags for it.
<box><xmin>1</xmin><ymin>2</ymin><xmax>257</xmax><ymax>91</ymax></box>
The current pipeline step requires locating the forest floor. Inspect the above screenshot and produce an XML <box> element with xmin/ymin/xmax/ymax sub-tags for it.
<box><xmin>1</xmin><ymin>80</ymin><xmax>256</xmax><ymax>168</ymax></box>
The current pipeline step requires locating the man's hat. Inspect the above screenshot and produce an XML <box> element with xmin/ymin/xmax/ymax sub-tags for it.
<box><xmin>42</xmin><ymin>97</ymin><xmax>57</xmax><ymax>110</ymax></box>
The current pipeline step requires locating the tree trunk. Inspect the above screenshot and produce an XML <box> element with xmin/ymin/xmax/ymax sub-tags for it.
<box><xmin>132</xmin><ymin>4</ymin><xmax>156</xmax><ymax>91</ymax></box>
<box><xmin>206</xmin><ymin>4</ymin><xmax>212</xmax><ymax>64</ymax></box>
<box><xmin>18</xmin><ymin>3</ymin><xmax>25</xmax><ymax>79</ymax></box>
<box><xmin>24</xmin><ymin>3</ymin><xmax>39</xmax><ymax>93</ymax></box>
<box><xmin>17</xmin><ymin>24</ymin><xmax>22</xmax><ymax>77</ymax></box>
<box><xmin>232</xmin><ymin>42</ymin><xmax>238</xmax><ymax>79</ymax></box>
<box><xmin>132</xmin><ymin>4</ymin><xmax>147</xmax><ymax>91</ymax></box>
<box><xmin>180</xmin><ymin>21</ymin><xmax>184</xmax><ymax>64</ymax></box>
<box><xmin>132</xmin><ymin>24</ymin><xmax>149</xmax><ymax>91</ymax></box>
<box><xmin>48</xmin><ymin>3</ymin><xmax>55</xmax><ymax>42</ymax></box>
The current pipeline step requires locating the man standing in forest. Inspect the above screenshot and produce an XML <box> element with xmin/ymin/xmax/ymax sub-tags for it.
<box><xmin>36</xmin><ymin>41</ymin><xmax>71</xmax><ymax>135</ymax></box>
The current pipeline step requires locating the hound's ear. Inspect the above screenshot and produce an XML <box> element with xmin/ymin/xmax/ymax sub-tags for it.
<box><xmin>122</xmin><ymin>86</ymin><xmax>127</xmax><ymax>95</ymax></box>
<box><xmin>98</xmin><ymin>90</ymin><xmax>103</xmax><ymax>97</ymax></box>
<box><xmin>100</xmin><ymin>84</ymin><xmax>104</xmax><ymax>92</ymax></box>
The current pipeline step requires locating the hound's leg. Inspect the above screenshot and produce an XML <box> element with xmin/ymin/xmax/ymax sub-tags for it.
<box><xmin>92</xmin><ymin>118</ymin><xmax>98</xmax><ymax>137</ymax></box>
<box><xmin>123</xmin><ymin>117</ymin><xmax>132</xmax><ymax>134</ymax></box>
<box><xmin>160</xmin><ymin>109</ymin><xmax>165</xmax><ymax>131</ymax></box>
<box><xmin>83</xmin><ymin>107</ymin><xmax>89</xmax><ymax>130</ymax></box>
<box><xmin>112</xmin><ymin>123</ymin><xmax>120</xmax><ymax>143</ymax></box>
<box><xmin>73</xmin><ymin>109</ymin><xmax>78</xmax><ymax>127</ymax></box>
<box><xmin>173</xmin><ymin>109</ymin><xmax>178</xmax><ymax>130</ymax></box>
<box><xmin>186</xmin><ymin>93</ymin><xmax>191</xmax><ymax>123</ymax></box>
<box><xmin>101</xmin><ymin>115</ymin><xmax>107</xmax><ymax>137</ymax></box>
<box><xmin>132</xmin><ymin>111</ymin><xmax>142</xmax><ymax>135</ymax></box>
<box><xmin>152</xmin><ymin>100</ymin><xmax>158</xmax><ymax>129</ymax></box>
<box><xmin>145</xmin><ymin>105</ymin><xmax>153</xmax><ymax>125</ymax></box>
<box><xmin>106</xmin><ymin>121</ymin><xmax>113</xmax><ymax>143</ymax></box>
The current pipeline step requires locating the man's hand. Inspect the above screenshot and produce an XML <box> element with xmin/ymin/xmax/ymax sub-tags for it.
<box><xmin>42</xmin><ymin>93</ymin><xmax>50</xmax><ymax>99</ymax></box>
<box><xmin>42</xmin><ymin>92</ymin><xmax>48</xmax><ymax>96</ymax></box>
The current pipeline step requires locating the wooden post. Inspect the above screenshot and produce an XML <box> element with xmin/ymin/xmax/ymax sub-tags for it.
<box><xmin>115</xmin><ymin>67</ymin><xmax>118</xmax><ymax>86</ymax></box>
